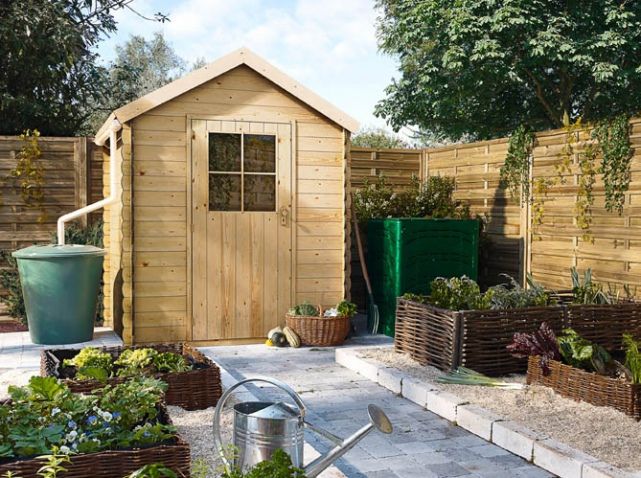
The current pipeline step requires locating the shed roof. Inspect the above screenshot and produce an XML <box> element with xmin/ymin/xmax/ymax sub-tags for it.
<box><xmin>95</xmin><ymin>47</ymin><xmax>359</xmax><ymax>142</ymax></box>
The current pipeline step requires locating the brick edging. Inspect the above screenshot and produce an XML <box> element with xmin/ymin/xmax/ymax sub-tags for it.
<box><xmin>335</xmin><ymin>347</ymin><xmax>639</xmax><ymax>478</ymax></box>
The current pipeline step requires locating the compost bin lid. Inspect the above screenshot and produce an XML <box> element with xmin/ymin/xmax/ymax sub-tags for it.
<box><xmin>12</xmin><ymin>244</ymin><xmax>107</xmax><ymax>259</ymax></box>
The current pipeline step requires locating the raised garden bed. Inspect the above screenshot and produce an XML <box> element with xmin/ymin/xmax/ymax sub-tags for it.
<box><xmin>41</xmin><ymin>343</ymin><xmax>222</xmax><ymax>410</ymax></box>
<box><xmin>0</xmin><ymin>405</ymin><xmax>191</xmax><ymax>478</ymax></box>
<box><xmin>396</xmin><ymin>294</ymin><xmax>641</xmax><ymax>376</ymax></box>
<box><xmin>527</xmin><ymin>355</ymin><xmax>641</xmax><ymax>420</ymax></box>
<box><xmin>394</xmin><ymin>297</ymin><xmax>566</xmax><ymax>375</ymax></box>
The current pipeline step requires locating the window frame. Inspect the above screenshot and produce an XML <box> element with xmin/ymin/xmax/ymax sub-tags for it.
<box><xmin>208</xmin><ymin>132</ymin><xmax>278</xmax><ymax>212</ymax></box>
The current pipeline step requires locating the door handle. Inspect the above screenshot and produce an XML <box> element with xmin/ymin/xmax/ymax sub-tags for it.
<box><xmin>279</xmin><ymin>206</ymin><xmax>290</xmax><ymax>227</ymax></box>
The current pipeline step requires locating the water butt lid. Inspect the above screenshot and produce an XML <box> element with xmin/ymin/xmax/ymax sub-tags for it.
<box><xmin>249</xmin><ymin>402</ymin><xmax>300</xmax><ymax>420</ymax></box>
<box><xmin>13</xmin><ymin>244</ymin><xmax>106</xmax><ymax>259</ymax></box>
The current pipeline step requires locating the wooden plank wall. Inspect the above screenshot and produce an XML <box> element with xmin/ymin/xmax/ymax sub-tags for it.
<box><xmin>349</xmin><ymin>146</ymin><xmax>423</xmax><ymax>307</ymax></box>
<box><xmin>424</xmin><ymin>139</ymin><xmax>522</xmax><ymax>286</ymax></box>
<box><xmin>528</xmin><ymin>119</ymin><xmax>641</xmax><ymax>292</ymax></box>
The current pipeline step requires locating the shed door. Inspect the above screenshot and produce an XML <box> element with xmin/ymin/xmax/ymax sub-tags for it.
<box><xmin>192</xmin><ymin>119</ymin><xmax>293</xmax><ymax>342</ymax></box>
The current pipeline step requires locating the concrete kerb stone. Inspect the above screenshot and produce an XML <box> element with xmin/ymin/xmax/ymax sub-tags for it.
<box><xmin>533</xmin><ymin>438</ymin><xmax>598</xmax><ymax>478</ymax></box>
<box><xmin>335</xmin><ymin>346</ymin><xmax>634</xmax><ymax>478</ymax></box>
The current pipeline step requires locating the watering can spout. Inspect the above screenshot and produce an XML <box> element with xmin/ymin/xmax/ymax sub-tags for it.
<box><xmin>304</xmin><ymin>404</ymin><xmax>393</xmax><ymax>478</ymax></box>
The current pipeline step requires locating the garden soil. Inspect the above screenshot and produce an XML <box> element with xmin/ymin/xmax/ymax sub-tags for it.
<box><xmin>360</xmin><ymin>348</ymin><xmax>641</xmax><ymax>471</ymax></box>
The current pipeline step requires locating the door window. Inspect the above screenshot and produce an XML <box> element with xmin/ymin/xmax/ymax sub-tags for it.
<box><xmin>208</xmin><ymin>133</ymin><xmax>277</xmax><ymax>212</ymax></box>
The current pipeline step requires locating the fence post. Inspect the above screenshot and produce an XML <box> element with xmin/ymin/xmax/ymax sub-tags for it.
<box><xmin>73</xmin><ymin>137</ymin><xmax>89</xmax><ymax>227</ymax></box>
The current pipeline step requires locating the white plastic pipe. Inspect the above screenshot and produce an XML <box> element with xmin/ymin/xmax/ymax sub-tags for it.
<box><xmin>57</xmin><ymin>119</ymin><xmax>122</xmax><ymax>245</ymax></box>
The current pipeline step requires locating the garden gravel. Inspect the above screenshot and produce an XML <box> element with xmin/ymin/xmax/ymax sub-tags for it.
<box><xmin>360</xmin><ymin>348</ymin><xmax>641</xmax><ymax>471</ymax></box>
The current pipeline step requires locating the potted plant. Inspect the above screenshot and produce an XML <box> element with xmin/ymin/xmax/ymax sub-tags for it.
<box><xmin>285</xmin><ymin>301</ymin><xmax>357</xmax><ymax>346</ymax></box>
<box><xmin>353</xmin><ymin>175</ymin><xmax>480</xmax><ymax>337</ymax></box>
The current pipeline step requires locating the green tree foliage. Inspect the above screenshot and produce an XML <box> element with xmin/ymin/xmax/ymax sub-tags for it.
<box><xmin>352</xmin><ymin>126</ymin><xmax>409</xmax><ymax>148</ymax></box>
<box><xmin>375</xmin><ymin>1</ymin><xmax>641</xmax><ymax>139</ymax></box>
<box><xmin>0</xmin><ymin>1</ymin><xmax>168</xmax><ymax>136</ymax></box>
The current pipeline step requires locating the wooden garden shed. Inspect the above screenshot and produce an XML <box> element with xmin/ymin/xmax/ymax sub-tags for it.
<box><xmin>95</xmin><ymin>48</ymin><xmax>358</xmax><ymax>345</ymax></box>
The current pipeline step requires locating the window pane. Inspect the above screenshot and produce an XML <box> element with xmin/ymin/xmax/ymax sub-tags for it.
<box><xmin>244</xmin><ymin>175</ymin><xmax>276</xmax><ymax>211</ymax></box>
<box><xmin>244</xmin><ymin>134</ymin><xmax>276</xmax><ymax>173</ymax></box>
<box><xmin>209</xmin><ymin>133</ymin><xmax>241</xmax><ymax>172</ymax></box>
<box><xmin>209</xmin><ymin>174</ymin><xmax>241</xmax><ymax>211</ymax></box>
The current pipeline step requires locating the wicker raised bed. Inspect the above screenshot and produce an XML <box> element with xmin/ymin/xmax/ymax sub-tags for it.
<box><xmin>0</xmin><ymin>405</ymin><xmax>191</xmax><ymax>478</ymax></box>
<box><xmin>285</xmin><ymin>314</ymin><xmax>351</xmax><ymax>346</ymax></box>
<box><xmin>394</xmin><ymin>298</ymin><xmax>567</xmax><ymax>376</ymax></box>
<box><xmin>41</xmin><ymin>343</ymin><xmax>222</xmax><ymax>411</ymax></box>
<box><xmin>527</xmin><ymin>356</ymin><xmax>641</xmax><ymax>420</ymax></box>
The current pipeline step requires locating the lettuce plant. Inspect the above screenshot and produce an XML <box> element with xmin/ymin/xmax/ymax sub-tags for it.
<box><xmin>507</xmin><ymin>322</ymin><xmax>561</xmax><ymax>375</ymax></box>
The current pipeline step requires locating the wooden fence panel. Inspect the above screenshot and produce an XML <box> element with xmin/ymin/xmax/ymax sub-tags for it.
<box><xmin>0</xmin><ymin>136</ymin><xmax>103</xmax><ymax>315</ymax></box>
<box><xmin>424</xmin><ymin>139</ymin><xmax>523</xmax><ymax>287</ymax></box>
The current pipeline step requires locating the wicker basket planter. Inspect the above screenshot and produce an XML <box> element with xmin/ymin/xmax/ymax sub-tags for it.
<box><xmin>394</xmin><ymin>298</ymin><xmax>567</xmax><ymax>376</ymax></box>
<box><xmin>0</xmin><ymin>406</ymin><xmax>191</xmax><ymax>478</ymax></box>
<box><xmin>41</xmin><ymin>343</ymin><xmax>222</xmax><ymax>410</ymax></box>
<box><xmin>527</xmin><ymin>356</ymin><xmax>641</xmax><ymax>420</ymax></box>
<box><xmin>285</xmin><ymin>314</ymin><xmax>351</xmax><ymax>346</ymax></box>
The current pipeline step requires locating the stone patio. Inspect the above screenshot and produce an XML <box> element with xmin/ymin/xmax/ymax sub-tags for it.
<box><xmin>201</xmin><ymin>340</ymin><xmax>554</xmax><ymax>478</ymax></box>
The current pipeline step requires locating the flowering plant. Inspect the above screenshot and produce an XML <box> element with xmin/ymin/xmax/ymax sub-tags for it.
<box><xmin>0</xmin><ymin>377</ymin><xmax>174</xmax><ymax>461</ymax></box>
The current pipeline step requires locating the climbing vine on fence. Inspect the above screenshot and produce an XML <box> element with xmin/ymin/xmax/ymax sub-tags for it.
<box><xmin>7</xmin><ymin>130</ymin><xmax>46</xmax><ymax>222</ymax></box>
<box><xmin>593</xmin><ymin>114</ymin><xmax>632</xmax><ymax>215</ymax></box>
<box><xmin>499</xmin><ymin>125</ymin><xmax>536</xmax><ymax>205</ymax></box>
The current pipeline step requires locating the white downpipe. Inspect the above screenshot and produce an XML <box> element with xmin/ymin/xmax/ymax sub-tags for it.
<box><xmin>57</xmin><ymin>119</ymin><xmax>122</xmax><ymax>245</ymax></box>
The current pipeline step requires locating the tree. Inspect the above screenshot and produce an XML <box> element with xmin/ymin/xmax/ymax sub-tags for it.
<box><xmin>352</xmin><ymin>126</ymin><xmax>409</xmax><ymax>148</ymax></box>
<box><xmin>0</xmin><ymin>0</ymin><xmax>167</xmax><ymax>136</ymax></box>
<box><xmin>375</xmin><ymin>1</ymin><xmax>641</xmax><ymax>140</ymax></box>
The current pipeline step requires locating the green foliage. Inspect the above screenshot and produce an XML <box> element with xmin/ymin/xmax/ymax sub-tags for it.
<box><xmin>288</xmin><ymin>302</ymin><xmax>319</xmax><ymax>317</ymax></box>
<box><xmin>353</xmin><ymin>175</ymin><xmax>470</xmax><ymax>222</ymax></box>
<box><xmin>351</xmin><ymin>127</ymin><xmax>409</xmax><ymax>149</ymax></box>
<box><xmin>126</xmin><ymin>464</ymin><xmax>177</xmax><ymax>478</ymax></box>
<box><xmin>153</xmin><ymin>352</ymin><xmax>191</xmax><ymax>374</ymax></box>
<box><xmin>0</xmin><ymin>376</ymin><xmax>172</xmax><ymax>460</ymax></box>
<box><xmin>115</xmin><ymin>349</ymin><xmax>159</xmax><ymax>377</ymax></box>
<box><xmin>336</xmin><ymin>300</ymin><xmax>357</xmax><ymax>318</ymax></box>
<box><xmin>7</xmin><ymin>130</ymin><xmax>45</xmax><ymax>220</ymax></box>
<box><xmin>429</xmin><ymin>276</ymin><xmax>487</xmax><ymax>311</ymax></box>
<box><xmin>486</xmin><ymin>274</ymin><xmax>549</xmax><ymax>309</ymax></box>
<box><xmin>0</xmin><ymin>251</ymin><xmax>25</xmax><ymax>324</ymax></box>
<box><xmin>222</xmin><ymin>449</ymin><xmax>306</xmax><ymax>478</ymax></box>
<box><xmin>593</xmin><ymin>114</ymin><xmax>633</xmax><ymax>215</ymax></box>
<box><xmin>557</xmin><ymin>328</ymin><xmax>612</xmax><ymax>374</ymax></box>
<box><xmin>0</xmin><ymin>1</ymin><xmax>167</xmax><ymax>136</ymax></box>
<box><xmin>36</xmin><ymin>452</ymin><xmax>70</xmax><ymax>478</ymax></box>
<box><xmin>63</xmin><ymin>348</ymin><xmax>113</xmax><ymax>380</ymax></box>
<box><xmin>499</xmin><ymin>125</ymin><xmax>536</xmax><ymax>204</ymax></box>
<box><xmin>570</xmin><ymin>267</ymin><xmax>612</xmax><ymax>305</ymax></box>
<box><xmin>427</xmin><ymin>274</ymin><xmax>549</xmax><ymax>311</ymax></box>
<box><xmin>88</xmin><ymin>32</ymin><xmax>188</xmax><ymax>132</ymax></box>
<box><xmin>375</xmin><ymin>1</ymin><xmax>641</xmax><ymax>139</ymax></box>
<box><xmin>623</xmin><ymin>334</ymin><xmax>641</xmax><ymax>385</ymax></box>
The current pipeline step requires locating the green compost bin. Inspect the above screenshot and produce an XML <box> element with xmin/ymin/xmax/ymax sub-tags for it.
<box><xmin>367</xmin><ymin>218</ymin><xmax>479</xmax><ymax>337</ymax></box>
<box><xmin>13</xmin><ymin>244</ymin><xmax>106</xmax><ymax>345</ymax></box>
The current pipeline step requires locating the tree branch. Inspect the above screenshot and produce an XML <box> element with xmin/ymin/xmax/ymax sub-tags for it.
<box><xmin>523</xmin><ymin>68</ymin><xmax>563</xmax><ymax>127</ymax></box>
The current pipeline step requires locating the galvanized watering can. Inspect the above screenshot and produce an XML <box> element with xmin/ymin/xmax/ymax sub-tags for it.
<box><xmin>213</xmin><ymin>376</ymin><xmax>393</xmax><ymax>477</ymax></box>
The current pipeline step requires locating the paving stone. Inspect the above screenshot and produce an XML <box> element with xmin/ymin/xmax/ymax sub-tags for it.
<box><xmin>427</xmin><ymin>391</ymin><xmax>466</xmax><ymax>422</ymax></box>
<box><xmin>491</xmin><ymin>420</ymin><xmax>541</xmax><ymax>461</ymax></box>
<box><xmin>582</xmin><ymin>461</ymin><xmax>641</xmax><ymax>478</ymax></box>
<box><xmin>456</xmin><ymin>405</ymin><xmax>501</xmax><ymax>441</ymax></box>
<box><xmin>378</xmin><ymin>367</ymin><xmax>403</xmax><ymax>394</ymax></box>
<box><xmin>200</xmin><ymin>341</ymin><xmax>550</xmax><ymax>478</ymax></box>
<box><xmin>401</xmin><ymin>376</ymin><xmax>432</xmax><ymax>407</ymax></box>
<box><xmin>468</xmin><ymin>443</ymin><xmax>510</xmax><ymax>459</ymax></box>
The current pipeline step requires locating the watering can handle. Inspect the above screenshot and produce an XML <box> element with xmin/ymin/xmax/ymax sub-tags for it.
<box><xmin>212</xmin><ymin>376</ymin><xmax>308</xmax><ymax>471</ymax></box>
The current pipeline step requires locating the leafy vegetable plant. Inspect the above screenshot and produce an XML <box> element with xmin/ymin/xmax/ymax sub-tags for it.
<box><xmin>570</xmin><ymin>267</ymin><xmax>612</xmax><ymax>305</ymax></box>
<box><xmin>557</xmin><ymin>328</ymin><xmax>612</xmax><ymax>374</ymax></box>
<box><xmin>0</xmin><ymin>376</ymin><xmax>173</xmax><ymax>461</ymax></box>
<box><xmin>222</xmin><ymin>449</ymin><xmax>305</xmax><ymax>478</ymax></box>
<box><xmin>623</xmin><ymin>334</ymin><xmax>641</xmax><ymax>384</ymax></box>
<box><xmin>507</xmin><ymin>322</ymin><xmax>561</xmax><ymax>375</ymax></box>
<box><xmin>63</xmin><ymin>348</ymin><xmax>112</xmax><ymax>381</ymax></box>
<box><xmin>288</xmin><ymin>302</ymin><xmax>319</xmax><ymax>317</ymax></box>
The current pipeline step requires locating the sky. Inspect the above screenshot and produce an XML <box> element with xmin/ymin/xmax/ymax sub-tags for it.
<box><xmin>96</xmin><ymin>0</ymin><xmax>401</xmax><ymax>132</ymax></box>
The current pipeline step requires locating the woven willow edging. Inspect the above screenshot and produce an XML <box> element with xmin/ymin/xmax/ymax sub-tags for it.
<box><xmin>285</xmin><ymin>314</ymin><xmax>351</xmax><ymax>346</ymax></box>
<box><xmin>41</xmin><ymin>343</ymin><xmax>222</xmax><ymax>411</ymax></box>
<box><xmin>395</xmin><ymin>297</ymin><xmax>641</xmax><ymax>376</ymax></box>
<box><xmin>527</xmin><ymin>356</ymin><xmax>641</xmax><ymax>420</ymax></box>
<box><xmin>0</xmin><ymin>405</ymin><xmax>191</xmax><ymax>478</ymax></box>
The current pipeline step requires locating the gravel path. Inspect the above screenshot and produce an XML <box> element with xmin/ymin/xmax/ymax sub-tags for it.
<box><xmin>361</xmin><ymin>347</ymin><xmax>641</xmax><ymax>471</ymax></box>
